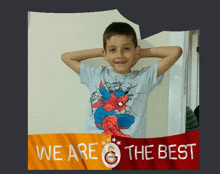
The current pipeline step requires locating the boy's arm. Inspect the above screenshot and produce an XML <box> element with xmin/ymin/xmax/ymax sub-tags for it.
<box><xmin>137</xmin><ymin>46</ymin><xmax>182</xmax><ymax>77</ymax></box>
<box><xmin>61</xmin><ymin>48</ymin><xmax>103</xmax><ymax>74</ymax></box>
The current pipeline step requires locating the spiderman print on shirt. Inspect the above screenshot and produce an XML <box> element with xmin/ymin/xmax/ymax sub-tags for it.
<box><xmin>91</xmin><ymin>81</ymin><xmax>134</xmax><ymax>138</ymax></box>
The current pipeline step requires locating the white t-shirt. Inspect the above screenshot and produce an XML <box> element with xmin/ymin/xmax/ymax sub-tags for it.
<box><xmin>80</xmin><ymin>62</ymin><xmax>164</xmax><ymax>138</ymax></box>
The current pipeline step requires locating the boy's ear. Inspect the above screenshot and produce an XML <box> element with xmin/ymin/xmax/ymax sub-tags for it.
<box><xmin>135</xmin><ymin>45</ymin><xmax>141</xmax><ymax>53</ymax></box>
<box><xmin>102</xmin><ymin>49</ymin><xmax>108</xmax><ymax>60</ymax></box>
<box><xmin>134</xmin><ymin>45</ymin><xmax>141</xmax><ymax>58</ymax></box>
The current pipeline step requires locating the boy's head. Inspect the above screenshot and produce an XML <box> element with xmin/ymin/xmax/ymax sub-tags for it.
<box><xmin>102</xmin><ymin>22</ymin><xmax>140</xmax><ymax>75</ymax></box>
<box><xmin>103</xmin><ymin>22</ymin><xmax>137</xmax><ymax>51</ymax></box>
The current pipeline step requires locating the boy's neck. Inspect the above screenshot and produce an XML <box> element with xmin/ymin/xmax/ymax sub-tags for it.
<box><xmin>113</xmin><ymin>69</ymin><xmax>132</xmax><ymax>75</ymax></box>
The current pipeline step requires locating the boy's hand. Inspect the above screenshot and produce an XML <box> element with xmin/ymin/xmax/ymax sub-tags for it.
<box><xmin>132</xmin><ymin>45</ymin><xmax>141</xmax><ymax>67</ymax></box>
<box><xmin>61</xmin><ymin>48</ymin><xmax>103</xmax><ymax>74</ymax></box>
<box><xmin>139</xmin><ymin>46</ymin><xmax>182</xmax><ymax>77</ymax></box>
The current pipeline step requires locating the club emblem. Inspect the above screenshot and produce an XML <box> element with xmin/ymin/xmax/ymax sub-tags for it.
<box><xmin>101</xmin><ymin>137</ymin><xmax>121</xmax><ymax>168</ymax></box>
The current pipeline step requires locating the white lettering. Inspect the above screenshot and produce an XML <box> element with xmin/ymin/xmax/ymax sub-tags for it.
<box><xmin>158</xmin><ymin>145</ymin><xmax>167</xmax><ymax>159</ymax></box>
<box><xmin>124</xmin><ymin>145</ymin><xmax>134</xmax><ymax>160</ymax></box>
<box><xmin>135</xmin><ymin>146</ymin><xmax>144</xmax><ymax>160</ymax></box>
<box><xmin>169</xmin><ymin>144</ymin><xmax>177</xmax><ymax>160</ymax></box>
<box><xmin>77</xmin><ymin>143</ymin><xmax>88</xmax><ymax>160</ymax></box>
<box><xmin>89</xmin><ymin>143</ymin><xmax>98</xmax><ymax>159</ymax></box>
<box><xmin>36</xmin><ymin>145</ymin><xmax>51</xmax><ymax>160</ymax></box>
<box><xmin>68</xmin><ymin>145</ymin><xmax>79</xmax><ymax>161</ymax></box>
<box><xmin>53</xmin><ymin>145</ymin><xmax>62</xmax><ymax>161</ymax></box>
<box><xmin>178</xmin><ymin>145</ymin><xmax>187</xmax><ymax>159</ymax></box>
<box><xmin>145</xmin><ymin>145</ymin><xmax>154</xmax><ymax>160</ymax></box>
<box><xmin>187</xmin><ymin>143</ymin><xmax>196</xmax><ymax>159</ymax></box>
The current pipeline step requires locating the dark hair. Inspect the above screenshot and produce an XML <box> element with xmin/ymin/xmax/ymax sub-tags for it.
<box><xmin>103</xmin><ymin>22</ymin><xmax>138</xmax><ymax>50</ymax></box>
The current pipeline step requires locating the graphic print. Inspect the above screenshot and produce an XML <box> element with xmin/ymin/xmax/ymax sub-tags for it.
<box><xmin>91</xmin><ymin>81</ymin><xmax>135</xmax><ymax>137</ymax></box>
<box><xmin>101</xmin><ymin>137</ymin><xmax>121</xmax><ymax>168</ymax></box>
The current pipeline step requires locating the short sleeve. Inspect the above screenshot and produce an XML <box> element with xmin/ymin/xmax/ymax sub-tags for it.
<box><xmin>80</xmin><ymin>62</ymin><xmax>102</xmax><ymax>87</ymax></box>
<box><xmin>138</xmin><ymin>63</ymin><xmax>164</xmax><ymax>91</ymax></box>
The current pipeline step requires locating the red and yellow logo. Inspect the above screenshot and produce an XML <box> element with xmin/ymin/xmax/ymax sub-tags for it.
<box><xmin>101</xmin><ymin>140</ymin><xmax>121</xmax><ymax>168</ymax></box>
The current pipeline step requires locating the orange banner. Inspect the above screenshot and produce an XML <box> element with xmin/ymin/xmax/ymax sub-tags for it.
<box><xmin>28</xmin><ymin>130</ymin><xmax>199</xmax><ymax>170</ymax></box>
<box><xmin>28</xmin><ymin>133</ymin><xmax>112</xmax><ymax>170</ymax></box>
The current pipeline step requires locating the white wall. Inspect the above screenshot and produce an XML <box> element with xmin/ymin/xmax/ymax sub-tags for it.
<box><xmin>28</xmin><ymin>10</ymin><xmax>170</xmax><ymax>137</ymax></box>
<box><xmin>136</xmin><ymin>32</ymin><xmax>170</xmax><ymax>138</ymax></box>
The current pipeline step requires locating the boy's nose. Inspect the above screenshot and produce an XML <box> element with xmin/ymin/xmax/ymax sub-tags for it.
<box><xmin>116</xmin><ymin>50</ymin><xmax>124</xmax><ymax>57</ymax></box>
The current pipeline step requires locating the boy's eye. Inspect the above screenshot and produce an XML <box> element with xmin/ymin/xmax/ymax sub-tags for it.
<box><xmin>124</xmin><ymin>47</ymin><xmax>130</xmax><ymax>50</ymax></box>
<box><xmin>109</xmin><ymin>49</ymin><xmax>115</xmax><ymax>52</ymax></box>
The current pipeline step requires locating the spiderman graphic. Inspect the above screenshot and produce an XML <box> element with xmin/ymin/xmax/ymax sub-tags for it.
<box><xmin>92</xmin><ymin>81</ymin><xmax>134</xmax><ymax>138</ymax></box>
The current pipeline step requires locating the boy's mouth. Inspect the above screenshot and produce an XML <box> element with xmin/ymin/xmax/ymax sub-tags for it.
<box><xmin>115</xmin><ymin>61</ymin><xmax>127</xmax><ymax>64</ymax></box>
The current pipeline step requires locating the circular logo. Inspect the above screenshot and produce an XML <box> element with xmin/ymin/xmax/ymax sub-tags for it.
<box><xmin>102</xmin><ymin>143</ymin><xmax>121</xmax><ymax>168</ymax></box>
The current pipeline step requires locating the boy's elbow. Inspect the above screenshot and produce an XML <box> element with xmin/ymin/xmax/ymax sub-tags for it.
<box><xmin>61</xmin><ymin>53</ymin><xmax>67</xmax><ymax>62</ymax></box>
<box><xmin>173</xmin><ymin>46</ymin><xmax>183</xmax><ymax>59</ymax></box>
<box><xmin>176</xmin><ymin>46</ymin><xmax>183</xmax><ymax>56</ymax></box>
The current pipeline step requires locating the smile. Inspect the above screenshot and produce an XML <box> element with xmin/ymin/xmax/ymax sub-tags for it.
<box><xmin>115</xmin><ymin>61</ymin><xmax>127</xmax><ymax>64</ymax></box>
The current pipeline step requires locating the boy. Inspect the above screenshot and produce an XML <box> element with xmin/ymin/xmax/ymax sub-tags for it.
<box><xmin>61</xmin><ymin>22</ymin><xmax>182</xmax><ymax>138</ymax></box>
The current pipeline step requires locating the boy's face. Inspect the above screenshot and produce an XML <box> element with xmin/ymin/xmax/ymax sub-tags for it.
<box><xmin>103</xmin><ymin>35</ymin><xmax>138</xmax><ymax>74</ymax></box>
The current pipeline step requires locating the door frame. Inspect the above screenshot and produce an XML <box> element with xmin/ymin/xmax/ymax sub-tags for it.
<box><xmin>167</xmin><ymin>31</ymin><xmax>188</xmax><ymax>136</ymax></box>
